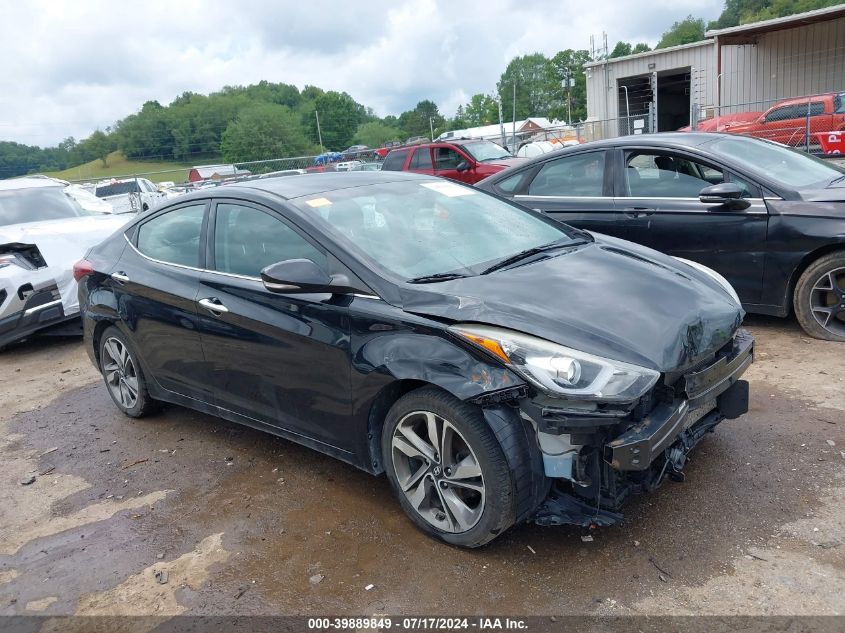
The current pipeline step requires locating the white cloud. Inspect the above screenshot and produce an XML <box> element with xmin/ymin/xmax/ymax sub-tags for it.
<box><xmin>0</xmin><ymin>0</ymin><xmax>724</xmax><ymax>146</ymax></box>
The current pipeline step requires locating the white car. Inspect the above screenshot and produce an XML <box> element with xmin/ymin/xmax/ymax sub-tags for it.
<box><xmin>94</xmin><ymin>177</ymin><xmax>167</xmax><ymax>214</ymax></box>
<box><xmin>65</xmin><ymin>184</ymin><xmax>114</xmax><ymax>213</ymax></box>
<box><xmin>0</xmin><ymin>178</ymin><xmax>130</xmax><ymax>348</ymax></box>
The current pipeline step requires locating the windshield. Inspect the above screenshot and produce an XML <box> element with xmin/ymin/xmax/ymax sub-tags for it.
<box><xmin>707</xmin><ymin>136</ymin><xmax>845</xmax><ymax>189</ymax></box>
<box><xmin>0</xmin><ymin>186</ymin><xmax>92</xmax><ymax>227</ymax></box>
<box><xmin>291</xmin><ymin>180</ymin><xmax>579</xmax><ymax>280</ymax></box>
<box><xmin>462</xmin><ymin>140</ymin><xmax>512</xmax><ymax>162</ymax></box>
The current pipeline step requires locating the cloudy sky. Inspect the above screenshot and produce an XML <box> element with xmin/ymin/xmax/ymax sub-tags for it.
<box><xmin>0</xmin><ymin>0</ymin><xmax>725</xmax><ymax>147</ymax></box>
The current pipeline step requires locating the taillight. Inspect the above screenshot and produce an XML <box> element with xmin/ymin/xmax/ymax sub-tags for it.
<box><xmin>73</xmin><ymin>259</ymin><xmax>95</xmax><ymax>282</ymax></box>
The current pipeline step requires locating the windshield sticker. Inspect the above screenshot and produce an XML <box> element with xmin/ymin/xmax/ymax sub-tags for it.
<box><xmin>305</xmin><ymin>197</ymin><xmax>332</xmax><ymax>208</ymax></box>
<box><xmin>421</xmin><ymin>182</ymin><xmax>475</xmax><ymax>197</ymax></box>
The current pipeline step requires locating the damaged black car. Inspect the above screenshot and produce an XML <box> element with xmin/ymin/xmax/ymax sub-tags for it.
<box><xmin>77</xmin><ymin>172</ymin><xmax>753</xmax><ymax>547</ymax></box>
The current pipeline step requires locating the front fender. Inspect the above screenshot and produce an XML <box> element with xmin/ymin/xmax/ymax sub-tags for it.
<box><xmin>355</xmin><ymin>331</ymin><xmax>525</xmax><ymax>401</ymax></box>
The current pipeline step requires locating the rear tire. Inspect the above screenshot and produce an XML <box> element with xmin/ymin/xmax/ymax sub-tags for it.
<box><xmin>381</xmin><ymin>386</ymin><xmax>525</xmax><ymax>547</ymax></box>
<box><xmin>99</xmin><ymin>326</ymin><xmax>159</xmax><ymax>417</ymax></box>
<box><xmin>793</xmin><ymin>251</ymin><xmax>845</xmax><ymax>342</ymax></box>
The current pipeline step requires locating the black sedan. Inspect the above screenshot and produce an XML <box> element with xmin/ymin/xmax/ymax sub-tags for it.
<box><xmin>477</xmin><ymin>133</ymin><xmax>845</xmax><ymax>341</ymax></box>
<box><xmin>76</xmin><ymin>172</ymin><xmax>752</xmax><ymax>547</ymax></box>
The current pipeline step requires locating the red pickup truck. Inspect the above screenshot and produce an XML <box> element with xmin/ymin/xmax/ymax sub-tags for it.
<box><xmin>686</xmin><ymin>92</ymin><xmax>845</xmax><ymax>146</ymax></box>
<box><xmin>381</xmin><ymin>139</ymin><xmax>525</xmax><ymax>184</ymax></box>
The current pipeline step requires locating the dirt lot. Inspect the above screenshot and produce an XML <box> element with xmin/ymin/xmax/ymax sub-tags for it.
<box><xmin>0</xmin><ymin>316</ymin><xmax>843</xmax><ymax>619</ymax></box>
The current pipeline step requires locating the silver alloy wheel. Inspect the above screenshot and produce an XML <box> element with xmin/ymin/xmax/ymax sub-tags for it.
<box><xmin>810</xmin><ymin>266</ymin><xmax>845</xmax><ymax>337</ymax></box>
<box><xmin>391</xmin><ymin>410</ymin><xmax>485</xmax><ymax>533</ymax></box>
<box><xmin>102</xmin><ymin>337</ymin><xmax>139</xmax><ymax>409</ymax></box>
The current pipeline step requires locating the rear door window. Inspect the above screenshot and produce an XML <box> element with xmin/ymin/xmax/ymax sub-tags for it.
<box><xmin>527</xmin><ymin>151</ymin><xmax>605</xmax><ymax>197</ymax></box>
<box><xmin>409</xmin><ymin>148</ymin><xmax>433</xmax><ymax>170</ymax></box>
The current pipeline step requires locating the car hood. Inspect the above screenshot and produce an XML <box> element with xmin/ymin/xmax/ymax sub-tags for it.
<box><xmin>399</xmin><ymin>234</ymin><xmax>743</xmax><ymax>373</ymax></box>
<box><xmin>485</xmin><ymin>157</ymin><xmax>528</xmax><ymax>169</ymax></box>
<box><xmin>0</xmin><ymin>214</ymin><xmax>131</xmax><ymax>315</ymax></box>
<box><xmin>797</xmin><ymin>189</ymin><xmax>845</xmax><ymax>205</ymax></box>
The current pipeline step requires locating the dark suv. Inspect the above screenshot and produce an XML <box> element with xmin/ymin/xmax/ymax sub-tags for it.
<box><xmin>382</xmin><ymin>139</ymin><xmax>525</xmax><ymax>184</ymax></box>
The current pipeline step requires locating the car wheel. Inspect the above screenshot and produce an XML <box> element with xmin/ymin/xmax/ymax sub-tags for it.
<box><xmin>99</xmin><ymin>326</ymin><xmax>159</xmax><ymax>417</ymax></box>
<box><xmin>794</xmin><ymin>251</ymin><xmax>845</xmax><ymax>342</ymax></box>
<box><xmin>382</xmin><ymin>386</ymin><xmax>523</xmax><ymax>547</ymax></box>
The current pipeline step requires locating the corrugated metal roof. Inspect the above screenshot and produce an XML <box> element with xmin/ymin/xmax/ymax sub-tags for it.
<box><xmin>583</xmin><ymin>39</ymin><xmax>714</xmax><ymax>68</ymax></box>
<box><xmin>706</xmin><ymin>4</ymin><xmax>845</xmax><ymax>39</ymax></box>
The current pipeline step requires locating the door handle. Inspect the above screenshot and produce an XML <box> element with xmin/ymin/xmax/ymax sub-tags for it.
<box><xmin>111</xmin><ymin>271</ymin><xmax>130</xmax><ymax>284</ymax></box>
<box><xmin>623</xmin><ymin>207</ymin><xmax>656</xmax><ymax>218</ymax></box>
<box><xmin>198</xmin><ymin>297</ymin><xmax>229</xmax><ymax>315</ymax></box>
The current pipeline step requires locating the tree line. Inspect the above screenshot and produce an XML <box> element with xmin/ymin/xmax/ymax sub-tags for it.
<box><xmin>0</xmin><ymin>0</ymin><xmax>834</xmax><ymax>179</ymax></box>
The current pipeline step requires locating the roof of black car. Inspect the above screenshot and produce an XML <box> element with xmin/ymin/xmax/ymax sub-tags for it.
<box><xmin>224</xmin><ymin>170</ymin><xmax>429</xmax><ymax>200</ymax></box>
<box><xmin>583</xmin><ymin>132</ymin><xmax>732</xmax><ymax>149</ymax></box>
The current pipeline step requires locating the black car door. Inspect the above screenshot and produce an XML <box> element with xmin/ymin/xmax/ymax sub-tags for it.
<box><xmin>115</xmin><ymin>202</ymin><xmax>212</xmax><ymax>401</ymax></box>
<box><xmin>501</xmin><ymin>150</ymin><xmax>628</xmax><ymax>238</ymax></box>
<box><xmin>614</xmin><ymin>148</ymin><xmax>769</xmax><ymax>305</ymax></box>
<box><xmin>195</xmin><ymin>199</ymin><xmax>353</xmax><ymax>449</ymax></box>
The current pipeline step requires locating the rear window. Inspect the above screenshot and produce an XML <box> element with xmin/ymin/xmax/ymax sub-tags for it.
<box><xmin>0</xmin><ymin>187</ymin><xmax>90</xmax><ymax>227</ymax></box>
<box><xmin>95</xmin><ymin>181</ymin><xmax>141</xmax><ymax>197</ymax></box>
<box><xmin>382</xmin><ymin>149</ymin><xmax>410</xmax><ymax>171</ymax></box>
<box><xmin>835</xmin><ymin>93</ymin><xmax>845</xmax><ymax>114</ymax></box>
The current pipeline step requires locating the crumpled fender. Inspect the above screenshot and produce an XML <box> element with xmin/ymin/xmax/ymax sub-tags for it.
<box><xmin>354</xmin><ymin>330</ymin><xmax>525</xmax><ymax>401</ymax></box>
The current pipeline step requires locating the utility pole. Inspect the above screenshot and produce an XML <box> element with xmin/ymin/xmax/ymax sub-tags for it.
<box><xmin>512</xmin><ymin>81</ymin><xmax>517</xmax><ymax>154</ymax></box>
<box><xmin>315</xmin><ymin>110</ymin><xmax>324</xmax><ymax>153</ymax></box>
<box><xmin>498</xmin><ymin>98</ymin><xmax>505</xmax><ymax>146</ymax></box>
<box><xmin>429</xmin><ymin>116</ymin><xmax>435</xmax><ymax>141</ymax></box>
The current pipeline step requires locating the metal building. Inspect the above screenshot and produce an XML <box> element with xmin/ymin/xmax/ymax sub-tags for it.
<box><xmin>584</xmin><ymin>4</ymin><xmax>845</xmax><ymax>138</ymax></box>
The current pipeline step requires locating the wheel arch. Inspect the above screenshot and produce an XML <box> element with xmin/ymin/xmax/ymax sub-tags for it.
<box><xmin>787</xmin><ymin>242</ymin><xmax>845</xmax><ymax>314</ymax></box>
<box><xmin>358</xmin><ymin>333</ymin><xmax>527</xmax><ymax>474</ymax></box>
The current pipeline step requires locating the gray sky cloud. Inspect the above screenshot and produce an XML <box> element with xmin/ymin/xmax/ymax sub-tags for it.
<box><xmin>0</xmin><ymin>0</ymin><xmax>724</xmax><ymax>146</ymax></box>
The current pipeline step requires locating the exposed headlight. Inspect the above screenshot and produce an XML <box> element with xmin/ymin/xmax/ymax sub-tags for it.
<box><xmin>673</xmin><ymin>257</ymin><xmax>740</xmax><ymax>306</ymax></box>
<box><xmin>0</xmin><ymin>254</ymin><xmax>20</xmax><ymax>270</ymax></box>
<box><xmin>449</xmin><ymin>324</ymin><xmax>659</xmax><ymax>401</ymax></box>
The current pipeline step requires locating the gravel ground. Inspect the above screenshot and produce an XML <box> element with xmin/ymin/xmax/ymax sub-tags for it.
<box><xmin>0</xmin><ymin>315</ymin><xmax>843</xmax><ymax>618</ymax></box>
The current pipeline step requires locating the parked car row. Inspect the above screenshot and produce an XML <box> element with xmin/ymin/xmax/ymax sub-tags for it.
<box><xmin>3</xmin><ymin>131</ymin><xmax>842</xmax><ymax>550</ymax></box>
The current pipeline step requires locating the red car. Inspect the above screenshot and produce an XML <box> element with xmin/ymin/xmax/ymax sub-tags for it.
<box><xmin>686</xmin><ymin>92</ymin><xmax>845</xmax><ymax>146</ymax></box>
<box><xmin>380</xmin><ymin>139</ymin><xmax>525</xmax><ymax>184</ymax></box>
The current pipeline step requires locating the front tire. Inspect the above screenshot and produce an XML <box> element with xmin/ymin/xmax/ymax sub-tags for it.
<box><xmin>99</xmin><ymin>326</ymin><xmax>159</xmax><ymax>417</ymax></box>
<box><xmin>794</xmin><ymin>252</ymin><xmax>845</xmax><ymax>342</ymax></box>
<box><xmin>381</xmin><ymin>387</ymin><xmax>520</xmax><ymax>547</ymax></box>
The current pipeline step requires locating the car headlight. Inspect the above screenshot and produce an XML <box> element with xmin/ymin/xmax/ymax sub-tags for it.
<box><xmin>673</xmin><ymin>257</ymin><xmax>740</xmax><ymax>306</ymax></box>
<box><xmin>449</xmin><ymin>324</ymin><xmax>659</xmax><ymax>401</ymax></box>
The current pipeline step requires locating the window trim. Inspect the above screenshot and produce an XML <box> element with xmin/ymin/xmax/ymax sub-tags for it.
<box><xmin>207</xmin><ymin>198</ymin><xmax>329</xmax><ymax>280</ymax></box>
<box><xmin>131</xmin><ymin>200</ymin><xmax>210</xmax><ymax>269</ymax></box>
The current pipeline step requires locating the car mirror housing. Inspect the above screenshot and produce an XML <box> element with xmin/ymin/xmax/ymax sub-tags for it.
<box><xmin>699</xmin><ymin>183</ymin><xmax>750</xmax><ymax>209</ymax></box>
<box><xmin>456</xmin><ymin>160</ymin><xmax>471</xmax><ymax>172</ymax></box>
<box><xmin>261</xmin><ymin>259</ymin><xmax>335</xmax><ymax>293</ymax></box>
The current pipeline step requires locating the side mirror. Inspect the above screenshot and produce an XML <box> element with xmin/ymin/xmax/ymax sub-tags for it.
<box><xmin>261</xmin><ymin>259</ymin><xmax>363</xmax><ymax>295</ymax></box>
<box><xmin>699</xmin><ymin>183</ymin><xmax>749</xmax><ymax>209</ymax></box>
<box><xmin>261</xmin><ymin>259</ymin><xmax>334</xmax><ymax>293</ymax></box>
<box><xmin>456</xmin><ymin>160</ymin><xmax>471</xmax><ymax>173</ymax></box>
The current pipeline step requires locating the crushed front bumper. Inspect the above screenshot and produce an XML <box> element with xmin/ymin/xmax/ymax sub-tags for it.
<box><xmin>608</xmin><ymin>330</ymin><xmax>753</xmax><ymax>471</ymax></box>
<box><xmin>526</xmin><ymin>330</ymin><xmax>754</xmax><ymax>527</ymax></box>
<box><xmin>0</xmin><ymin>282</ymin><xmax>68</xmax><ymax>349</ymax></box>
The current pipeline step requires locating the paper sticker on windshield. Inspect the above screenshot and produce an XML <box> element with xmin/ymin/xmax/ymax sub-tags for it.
<box><xmin>305</xmin><ymin>197</ymin><xmax>332</xmax><ymax>208</ymax></box>
<box><xmin>420</xmin><ymin>182</ymin><xmax>475</xmax><ymax>197</ymax></box>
